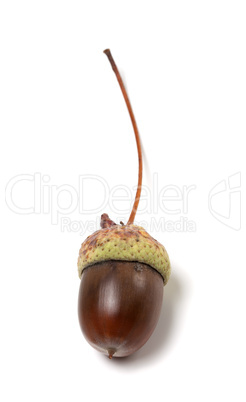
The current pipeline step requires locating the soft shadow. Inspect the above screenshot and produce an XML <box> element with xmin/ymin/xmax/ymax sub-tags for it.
<box><xmin>101</xmin><ymin>263</ymin><xmax>191</xmax><ymax>367</ymax></box>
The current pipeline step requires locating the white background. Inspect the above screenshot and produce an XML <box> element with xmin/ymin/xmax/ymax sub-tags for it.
<box><xmin>0</xmin><ymin>1</ymin><xmax>246</xmax><ymax>401</ymax></box>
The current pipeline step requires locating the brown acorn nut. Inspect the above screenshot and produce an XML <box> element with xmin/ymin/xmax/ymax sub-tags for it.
<box><xmin>78</xmin><ymin>215</ymin><xmax>170</xmax><ymax>358</ymax></box>
<box><xmin>77</xmin><ymin>49</ymin><xmax>171</xmax><ymax>358</ymax></box>
<box><xmin>78</xmin><ymin>261</ymin><xmax>163</xmax><ymax>358</ymax></box>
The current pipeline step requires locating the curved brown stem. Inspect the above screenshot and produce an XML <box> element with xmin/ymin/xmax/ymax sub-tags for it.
<box><xmin>104</xmin><ymin>49</ymin><xmax>142</xmax><ymax>225</ymax></box>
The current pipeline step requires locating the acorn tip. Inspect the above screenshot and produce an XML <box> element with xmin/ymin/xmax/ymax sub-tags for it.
<box><xmin>108</xmin><ymin>349</ymin><xmax>115</xmax><ymax>359</ymax></box>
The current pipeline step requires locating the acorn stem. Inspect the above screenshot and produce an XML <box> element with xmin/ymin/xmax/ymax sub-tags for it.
<box><xmin>103</xmin><ymin>49</ymin><xmax>143</xmax><ymax>225</ymax></box>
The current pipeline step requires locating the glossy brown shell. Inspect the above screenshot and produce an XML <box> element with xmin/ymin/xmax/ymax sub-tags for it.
<box><xmin>78</xmin><ymin>260</ymin><xmax>164</xmax><ymax>358</ymax></box>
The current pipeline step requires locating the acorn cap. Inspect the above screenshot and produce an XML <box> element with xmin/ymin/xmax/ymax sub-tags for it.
<box><xmin>78</xmin><ymin>222</ymin><xmax>171</xmax><ymax>285</ymax></box>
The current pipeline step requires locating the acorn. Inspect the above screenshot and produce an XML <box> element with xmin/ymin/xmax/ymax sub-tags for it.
<box><xmin>77</xmin><ymin>49</ymin><xmax>171</xmax><ymax>359</ymax></box>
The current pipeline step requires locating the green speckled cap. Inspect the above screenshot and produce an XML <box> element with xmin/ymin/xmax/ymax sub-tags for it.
<box><xmin>78</xmin><ymin>224</ymin><xmax>171</xmax><ymax>285</ymax></box>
